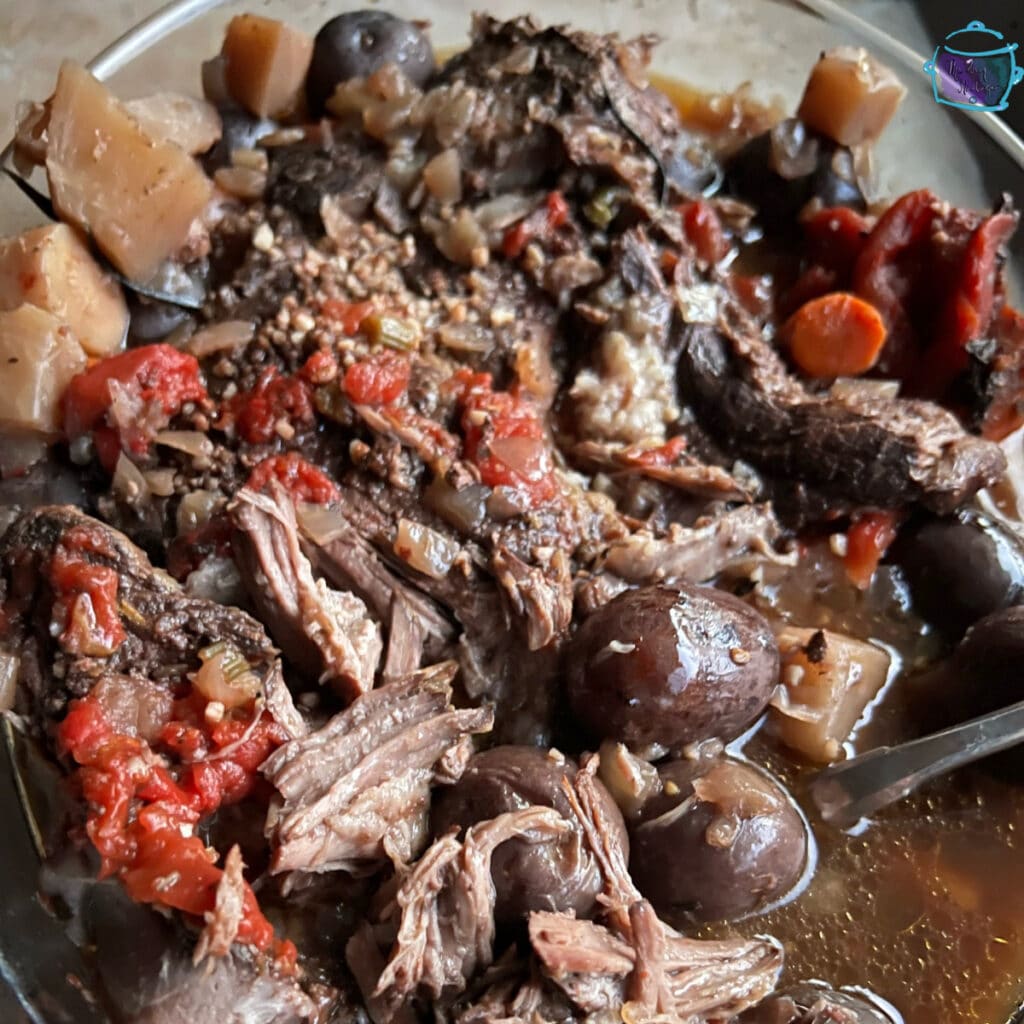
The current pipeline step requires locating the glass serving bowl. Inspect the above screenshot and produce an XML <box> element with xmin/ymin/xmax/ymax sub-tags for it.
<box><xmin>1</xmin><ymin>1</ymin><xmax>1023</xmax><ymax>1022</ymax></box>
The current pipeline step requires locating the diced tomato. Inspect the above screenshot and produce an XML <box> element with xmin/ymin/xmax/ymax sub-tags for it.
<box><xmin>60</xmin><ymin>684</ymin><xmax>291</xmax><ymax>963</ymax></box>
<box><xmin>49</xmin><ymin>527</ymin><xmax>126</xmax><ymax>656</ymax></box>
<box><xmin>451</xmin><ymin>368</ymin><xmax>558</xmax><ymax>506</ymax></box>
<box><xmin>680</xmin><ymin>199</ymin><xmax>729</xmax><ymax>265</ymax></box>
<box><xmin>299</xmin><ymin>349</ymin><xmax>338</xmax><ymax>385</ymax></box>
<box><xmin>842</xmin><ymin>511</ymin><xmax>899</xmax><ymax>590</ymax></box>
<box><xmin>222</xmin><ymin>367</ymin><xmax>316</xmax><ymax>445</ymax></box>
<box><xmin>246</xmin><ymin>452</ymin><xmax>340</xmax><ymax>505</ymax></box>
<box><xmin>342</xmin><ymin>350</ymin><xmax>410</xmax><ymax>406</ymax></box>
<box><xmin>62</xmin><ymin>344</ymin><xmax>207</xmax><ymax>471</ymax></box>
<box><xmin>321</xmin><ymin>298</ymin><xmax>374</xmax><ymax>335</ymax></box>
<box><xmin>503</xmin><ymin>191</ymin><xmax>570</xmax><ymax>259</ymax></box>
<box><xmin>627</xmin><ymin>436</ymin><xmax>689</xmax><ymax>468</ymax></box>
<box><xmin>546</xmin><ymin>190</ymin><xmax>569</xmax><ymax>231</ymax></box>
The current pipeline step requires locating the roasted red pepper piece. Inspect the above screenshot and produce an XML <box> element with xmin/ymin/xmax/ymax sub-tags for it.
<box><xmin>918</xmin><ymin>207</ymin><xmax>1020</xmax><ymax>398</ymax></box>
<box><xmin>803</xmin><ymin>205</ymin><xmax>874</xmax><ymax>283</ymax></box>
<box><xmin>62</xmin><ymin>344</ymin><xmax>207</xmax><ymax>471</ymax></box>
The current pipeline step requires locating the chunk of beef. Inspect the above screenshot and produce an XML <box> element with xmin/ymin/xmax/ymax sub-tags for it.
<box><xmin>350</xmin><ymin>807</ymin><xmax>569</xmax><ymax>1023</ymax></box>
<box><xmin>491</xmin><ymin>546</ymin><xmax>572</xmax><ymax>650</ymax></box>
<box><xmin>0</xmin><ymin>506</ymin><xmax>287</xmax><ymax>724</ymax></box>
<box><xmin>231</xmin><ymin>484</ymin><xmax>382</xmax><ymax>700</ymax></box>
<box><xmin>266</xmin><ymin>131</ymin><xmax>386</xmax><ymax>233</ymax></box>
<box><xmin>523</xmin><ymin>755</ymin><xmax>782</xmax><ymax>1020</ymax></box>
<box><xmin>194</xmin><ymin>844</ymin><xmax>247</xmax><ymax>964</ymax></box>
<box><xmin>677</xmin><ymin>319</ymin><xmax>1006</xmax><ymax>518</ymax></box>
<box><xmin>440</xmin><ymin>16</ymin><xmax>714</xmax><ymax>199</ymax></box>
<box><xmin>572</xmin><ymin>438</ymin><xmax>753</xmax><ymax>502</ymax></box>
<box><xmin>601</xmin><ymin>503</ymin><xmax>793</xmax><ymax>585</ymax></box>
<box><xmin>297</xmin><ymin>500</ymin><xmax>457</xmax><ymax>673</ymax></box>
<box><xmin>262</xmin><ymin>665</ymin><xmax>493</xmax><ymax>876</ymax></box>
<box><xmin>528</xmin><ymin>909</ymin><xmax>782</xmax><ymax>1020</ymax></box>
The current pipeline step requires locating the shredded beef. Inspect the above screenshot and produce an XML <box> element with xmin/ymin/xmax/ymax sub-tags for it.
<box><xmin>262</xmin><ymin>665</ymin><xmax>493</xmax><ymax>876</ymax></box>
<box><xmin>231</xmin><ymin>483</ymin><xmax>382</xmax><ymax>699</ymax></box>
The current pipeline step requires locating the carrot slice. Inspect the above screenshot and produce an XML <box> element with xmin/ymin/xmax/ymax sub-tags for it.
<box><xmin>785</xmin><ymin>291</ymin><xmax>888</xmax><ymax>379</ymax></box>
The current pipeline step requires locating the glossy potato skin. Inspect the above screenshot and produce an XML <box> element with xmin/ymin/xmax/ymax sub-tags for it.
<box><xmin>565</xmin><ymin>584</ymin><xmax>779</xmax><ymax>749</ymax></box>
<box><xmin>431</xmin><ymin>745</ymin><xmax>627</xmax><ymax>923</ymax></box>
<box><xmin>895</xmin><ymin>509</ymin><xmax>1024</xmax><ymax>639</ymax></box>
<box><xmin>307</xmin><ymin>11</ymin><xmax>434</xmax><ymax>115</ymax></box>
<box><xmin>629</xmin><ymin>758</ymin><xmax>808</xmax><ymax>924</ymax></box>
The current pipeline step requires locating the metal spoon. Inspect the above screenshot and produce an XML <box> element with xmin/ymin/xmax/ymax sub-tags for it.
<box><xmin>809</xmin><ymin>698</ymin><xmax>1024</xmax><ymax>826</ymax></box>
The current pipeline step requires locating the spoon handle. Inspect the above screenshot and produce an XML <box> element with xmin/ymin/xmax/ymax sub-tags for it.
<box><xmin>809</xmin><ymin>698</ymin><xmax>1024</xmax><ymax>826</ymax></box>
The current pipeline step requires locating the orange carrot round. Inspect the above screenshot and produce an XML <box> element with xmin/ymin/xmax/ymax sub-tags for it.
<box><xmin>785</xmin><ymin>291</ymin><xmax>888</xmax><ymax>379</ymax></box>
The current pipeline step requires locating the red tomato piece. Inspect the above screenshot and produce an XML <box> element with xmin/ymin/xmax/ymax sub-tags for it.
<box><xmin>246</xmin><ymin>452</ymin><xmax>340</xmax><ymax>504</ymax></box>
<box><xmin>342</xmin><ymin>350</ymin><xmax>410</xmax><ymax>406</ymax></box>
<box><xmin>62</xmin><ymin>344</ymin><xmax>206</xmax><ymax>470</ymax></box>
<box><xmin>321</xmin><ymin>298</ymin><xmax>374</xmax><ymax>335</ymax></box>
<box><xmin>225</xmin><ymin>367</ymin><xmax>316</xmax><ymax>445</ymax></box>
<box><xmin>680</xmin><ymin>199</ymin><xmax>729</xmax><ymax>264</ymax></box>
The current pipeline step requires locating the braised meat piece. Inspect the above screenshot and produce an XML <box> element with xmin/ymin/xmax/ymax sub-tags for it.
<box><xmin>677</xmin><ymin>318</ymin><xmax>1006</xmax><ymax>519</ymax></box>
<box><xmin>0</xmin><ymin>505</ymin><xmax>281</xmax><ymax>722</ymax></box>
<box><xmin>231</xmin><ymin>483</ymin><xmax>382</xmax><ymax>699</ymax></box>
<box><xmin>261</xmin><ymin>664</ymin><xmax>493</xmax><ymax>876</ymax></box>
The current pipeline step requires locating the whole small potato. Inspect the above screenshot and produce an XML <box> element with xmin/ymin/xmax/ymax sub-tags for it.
<box><xmin>629</xmin><ymin>757</ymin><xmax>808</xmax><ymax>924</ymax></box>
<box><xmin>307</xmin><ymin>11</ymin><xmax>434</xmax><ymax>115</ymax></box>
<box><xmin>431</xmin><ymin>745</ymin><xmax>627</xmax><ymax>923</ymax></box>
<box><xmin>565</xmin><ymin>584</ymin><xmax>779</xmax><ymax>749</ymax></box>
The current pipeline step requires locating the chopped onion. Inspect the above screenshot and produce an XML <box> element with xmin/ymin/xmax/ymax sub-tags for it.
<box><xmin>474</xmin><ymin>193</ymin><xmax>536</xmax><ymax>233</ymax></box>
<box><xmin>112</xmin><ymin>452</ymin><xmax>151</xmax><ymax>503</ymax></box>
<box><xmin>155</xmin><ymin>430</ymin><xmax>214</xmax><ymax>459</ymax></box>
<box><xmin>422</xmin><ymin>148</ymin><xmax>462</xmax><ymax>205</ymax></box>
<box><xmin>424</xmin><ymin>476</ymin><xmax>488</xmax><ymax>533</ymax></box>
<box><xmin>296</xmin><ymin>501</ymin><xmax>349</xmax><ymax>544</ymax></box>
<box><xmin>438</xmin><ymin>323</ymin><xmax>493</xmax><ymax>353</ymax></box>
<box><xmin>0</xmin><ymin>650</ymin><xmax>20</xmax><ymax>712</ymax></box>
<box><xmin>488</xmin><ymin>436</ymin><xmax>548</xmax><ymax>477</ymax></box>
<box><xmin>176</xmin><ymin>489</ymin><xmax>220</xmax><ymax>534</ymax></box>
<box><xmin>192</xmin><ymin>641</ymin><xmax>262</xmax><ymax>709</ymax></box>
<box><xmin>186</xmin><ymin>319</ymin><xmax>255</xmax><ymax>358</ymax></box>
<box><xmin>144</xmin><ymin>468</ymin><xmax>177</xmax><ymax>497</ymax></box>
<box><xmin>597</xmin><ymin>740</ymin><xmax>660</xmax><ymax>819</ymax></box>
<box><xmin>213</xmin><ymin>166</ymin><xmax>267</xmax><ymax>202</ymax></box>
<box><xmin>830</xmin><ymin>377</ymin><xmax>900</xmax><ymax>403</ymax></box>
<box><xmin>394</xmin><ymin>518</ymin><xmax>460</xmax><ymax>580</ymax></box>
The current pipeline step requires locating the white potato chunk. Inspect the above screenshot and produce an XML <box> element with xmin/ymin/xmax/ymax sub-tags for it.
<box><xmin>45</xmin><ymin>61</ymin><xmax>213</xmax><ymax>282</ymax></box>
<box><xmin>797</xmin><ymin>46</ymin><xmax>906</xmax><ymax>148</ymax></box>
<box><xmin>124</xmin><ymin>92</ymin><xmax>223</xmax><ymax>155</ymax></box>
<box><xmin>0</xmin><ymin>223</ymin><xmax>128</xmax><ymax>356</ymax></box>
<box><xmin>0</xmin><ymin>304</ymin><xmax>87</xmax><ymax>435</ymax></box>
<box><xmin>768</xmin><ymin>625</ymin><xmax>890</xmax><ymax>763</ymax></box>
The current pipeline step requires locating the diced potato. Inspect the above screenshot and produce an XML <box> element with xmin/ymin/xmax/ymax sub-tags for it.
<box><xmin>221</xmin><ymin>14</ymin><xmax>313</xmax><ymax>119</ymax></box>
<box><xmin>797</xmin><ymin>47</ymin><xmax>907</xmax><ymax>148</ymax></box>
<box><xmin>0</xmin><ymin>223</ymin><xmax>128</xmax><ymax>356</ymax></box>
<box><xmin>767</xmin><ymin>625</ymin><xmax>890</xmax><ymax>763</ymax></box>
<box><xmin>0</xmin><ymin>304</ymin><xmax>87</xmax><ymax>435</ymax></box>
<box><xmin>124</xmin><ymin>92</ymin><xmax>222</xmax><ymax>155</ymax></box>
<box><xmin>45</xmin><ymin>61</ymin><xmax>213</xmax><ymax>283</ymax></box>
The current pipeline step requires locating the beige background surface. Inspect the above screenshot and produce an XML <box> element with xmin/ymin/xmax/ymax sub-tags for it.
<box><xmin>0</xmin><ymin>0</ymin><xmax>929</xmax><ymax>141</ymax></box>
